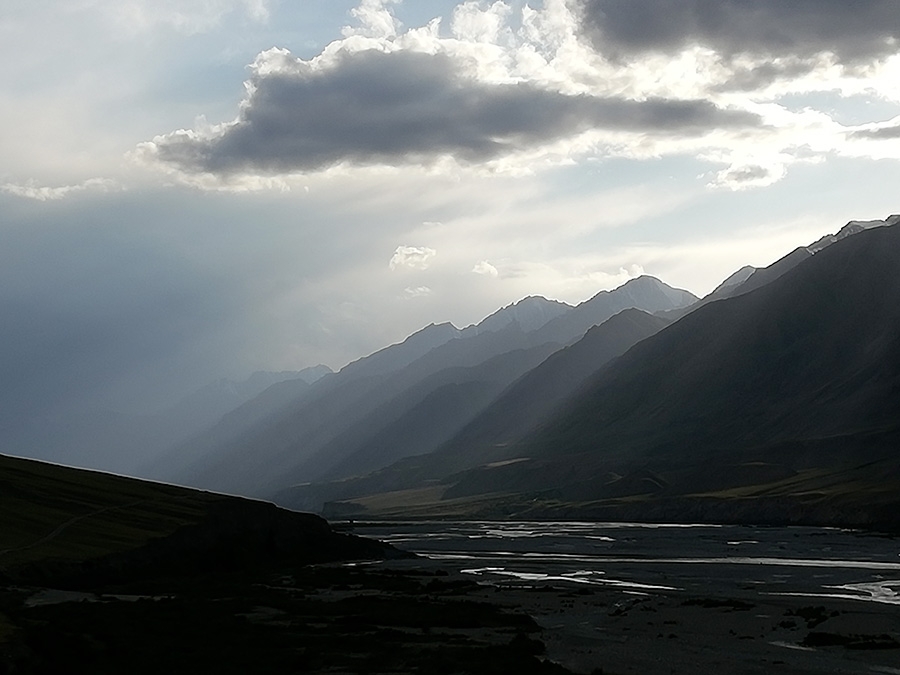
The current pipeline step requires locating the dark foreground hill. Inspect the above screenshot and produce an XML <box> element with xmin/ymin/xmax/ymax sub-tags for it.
<box><xmin>0</xmin><ymin>455</ymin><xmax>573</xmax><ymax>675</ymax></box>
<box><xmin>308</xmin><ymin>218</ymin><xmax>900</xmax><ymax>529</ymax></box>
<box><xmin>0</xmin><ymin>454</ymin><xmax>396</xmax><ymax>586</ymax></box>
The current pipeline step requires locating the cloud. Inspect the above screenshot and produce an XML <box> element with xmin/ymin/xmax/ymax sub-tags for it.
<box><xmin>574</xmin><ymin>0</ymin><xmax>900</xmax><ymax>65</ymax></box>
<box><xmin>1</xmin><ymin>178</ymin><xmax>119</xmax><ymax>201</ymax></box>
<box><xmin>343</xmin><ymin>0</ymin><xmax>402</xmax><ymax>39</ymax></box>
<box><xmin>710</xmin><ymin>163</ymin><xmax>786</xmax><ymax>191</ymax></box>
<box><xmin>850</xmin><ymin>120</ymin><xmax>900</xmax><ymax>140</ymax></box>
<box><xmin>451</xmin><ymin>1</ymin><xmax>513</xmax><ymax>43</ymax></box>
<box><xmin>141</xmin><ymin>45</ymin><xmax>760</xmax><ymax>177</ymax></box>
<box><xmin>472</xmin><ymin>260</ymin><xmax>499</xmax><ymax>277</ymax></box>
<box><xmin>404</xmin><ymin>286</ymin><xmax>432</xmax><ymax>298</ymax></box>
<box><xmin>390</xmin><ymin>245</ymin><xmax>437</xmax><ymax>271</ymax></box>
<box><xmin>130</xmin><ymin>0</ymin><xmax>898</xmax><ymax>194</ymax></box>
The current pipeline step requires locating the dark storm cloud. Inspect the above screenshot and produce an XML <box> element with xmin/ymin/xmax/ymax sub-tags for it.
<box><xmin>574</xmin><ymin>0</ymin><xmax>900</xmax><ymax>64</ymax></box>
<box><xmin>151</xmin><ymin>49</ymin><xmax>760</xmax><ymax>175</ymax></box>
<box><xmin>850</xmin><ymin>122</ymin><xmax>900</xmax><ymax>140</ymax></box>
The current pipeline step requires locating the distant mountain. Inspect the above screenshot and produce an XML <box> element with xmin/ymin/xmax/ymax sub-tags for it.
<box><xmin>305</xmin><ymin>217</ymin><xmax>900</xmax><ymax>528</ymax></box>
<box><xmin>460</xmin><ymin>296</ymin><xmax>571</xmax><ymax>336</ymax></box>
<box><xmin>174</xmin><ymin>321</ymin><xmax>564</xmax><ymax>495</ymax></box>
<box><xmin>143</xmin><ymin>325</ymin><xmax>469</xmax><ymax>487</ymax></box>
<box><xmin>0</xmin><ymin>368</ymin><xmax>329</xmax><ymax>478</ymax></box>
<box><xmin>171</xmin><ymin>277</ymin><xmax>696</xmax><ymax>498</ymax></box>
<box><xmin>161</xmin><ymin>366</ymin><xmax>331</xmax><ymax>430</ymax></box>
<box><xmin>276</xmin><ymin>308</ymin><xmax>671</xmax><ymax>512</ymax></box>
<box><xmin>308</xmin><ymin>341</ymin><xmax>563</xmax><ymax>482</ymax></box>
<box><xmin>530</xmin><ymin>276</ymin><xmax>696</xmax><ymax>346</ymax></box>
<box><xmin>337</xmin><ymin>322</ymin><xmax>462</xmax><ymax>381</ymax></box>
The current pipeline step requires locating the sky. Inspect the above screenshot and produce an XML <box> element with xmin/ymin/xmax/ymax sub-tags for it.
<box><xmin>2</xmin><ymin>0</ymin><xmax>900</xmax><ymax>417</ymax></box>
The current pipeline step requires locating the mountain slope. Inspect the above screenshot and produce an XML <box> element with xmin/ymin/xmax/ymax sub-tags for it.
<box><xmin>431</xmin><ymin>219</ymin><xmax>900</xmax><ymax>519</ymax></box>
<box><xmin>309</xmin><ymin>218</ymin><xmax>900</xmax><ymax>527</ymax></box>
<box><xmin>420</xmin><ymin>308</ymin><xmax>672</xmax><ymax>475</ymax></box>
<box><xmin>274</xmin><ymin>308</ymin><xmax>671</xmax><ymax>512</ymax></box>
<box><xmin>303</xmin><ymin>341</ymin><xmax>563</xmax><ymax>482</ymax></box>
<box><xmin>528</xmin><ymin>221</ymin><xmax>900</xmax><ymax>465</ymax></box>
<box><xmin>661</xmin><ymin>214</ymin><xmax>900</xmax><ymax>324</ymax></box>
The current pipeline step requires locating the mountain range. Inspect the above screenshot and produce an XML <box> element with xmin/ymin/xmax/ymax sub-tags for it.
<box><xmin>148</xmin><ymin>274</ymin><xmax>697</xmax><ymax>497</ymax></box>
<box><xmin>5</xmin><ymin>213</ymin><xmax>899</xmax><ymax>529</ymax></box>
<box><xmin>272</xmin><ymin>214</ymin><xmax>900</xmax><ymax>528</ymax></box>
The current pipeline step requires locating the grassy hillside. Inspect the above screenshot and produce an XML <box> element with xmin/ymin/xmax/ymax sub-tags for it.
<box><xmin>0</xmin><ymin>454</ymin><xmax>393</xmax><ymax>583</ymax></box>
<box><xmin>0</xmin><ymin>455</ymin><xmax>219</xmax><ymax>569</ymax></box>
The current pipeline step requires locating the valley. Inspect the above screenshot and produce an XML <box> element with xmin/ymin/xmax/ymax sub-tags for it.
<box><xmin>3</xmin><ymin>215</ymin><xmax>900</xmax><ymax>673</ymax></box>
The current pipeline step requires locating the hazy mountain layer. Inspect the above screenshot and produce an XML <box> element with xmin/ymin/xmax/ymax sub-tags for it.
<box><xmin>170</xmin><ymin>277</ymin><xmax>696</xmax><ymax>497</ymax></box>
<box><xmin>0</xmin><ymin>367</ymin><xmax>329</xmax><ymax>478</ymax></box>
<box><xmin>276</xmin><ymin>308</ymin><xmax>672</xmax><ymax>512</ymax></box>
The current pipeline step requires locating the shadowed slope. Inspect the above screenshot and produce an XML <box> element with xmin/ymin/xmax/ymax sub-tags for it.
<box><xmin>0</xmin><ymin>454</ymin><xmax>395</xmax><ymax>585</ymax></box>
<box><xmin>526</xmin><ymin>222</ymin><xmax>900</xmax><ymax>467</ymax></box>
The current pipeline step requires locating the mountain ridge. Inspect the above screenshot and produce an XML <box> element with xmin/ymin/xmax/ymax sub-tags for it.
<box><xmin>165</xmin><ymin>276</ymin><xmax>697</xmax><ymax>497</ymax></box>
<box><xmin>305</xmin><ymin>216</ymin><xmax>900</xmax><ymax>527</ymax></box>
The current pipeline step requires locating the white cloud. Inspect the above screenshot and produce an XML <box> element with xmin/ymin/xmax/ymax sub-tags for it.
<box><xmin>1</xmin><ymin>177</ymin><xmax>119</xmax><ymax>201</ymax></box>
<box><xmin>389</xmin><ymin>245</ymin><xmax>437</xmax><ymax>271</ymax></box>
<box><xmin>342</xmin><ymin>0</ymin><xmax>402</xmax><ymax>39</ymax></box>
<box><xmin>472</xmin><ymin>260</ymin><xmax>499</xmax><ymax>277</ymax></box>
<box><xmin>404</xmin><ymin>286</ymin><xmax>432</xmax><ymax>298</ymax></box>
<box><xmin>451</xmin><ymin>1</ymin><xmax>512</xmax><ymax>44</ymax></box>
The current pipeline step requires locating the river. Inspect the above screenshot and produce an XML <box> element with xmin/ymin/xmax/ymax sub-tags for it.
<box><xmin>350</xmin><ymin>521</ymin><xmax>900</xmax><ymax>673</ymax></box>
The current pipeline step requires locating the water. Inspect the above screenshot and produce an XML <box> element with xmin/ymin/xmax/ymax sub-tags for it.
<box><xmin>355</xmin><ymin>520</ymin><xmax>900</xmax><ymax>605</ymax></box>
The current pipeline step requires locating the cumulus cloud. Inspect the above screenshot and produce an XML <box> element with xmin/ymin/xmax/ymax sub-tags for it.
<box><xmin>451</xmin><ymin>1</ymin><xmax>513</xmax><ymax>43</ymax></box>
<box><xmin>343</xmin><ymin>0</ymin><xmax>402</xmax><ymax>38</ymax></box>
<box><xmin>472</xmin><ymin>260</ymin><xmax>500</xmax><ymax>277</ymax></box>
<box><xmin>142</xmin><ymin>47</ymin><xmax>758</xmax><ymax>176</ymax></box>
<box><xmin>135</xmin><ymin>0</ymin><xmax>900</xmax><ymax>192</ymax></box>
<box><xmin>390</xmin><ymin>245</ymin><xmax>437</xmax><ymax>271</ymax></box>
<box><xmin>574</xmin><ymin>0</ymin><xmax>900</xmax><ymax>65</ymax></box>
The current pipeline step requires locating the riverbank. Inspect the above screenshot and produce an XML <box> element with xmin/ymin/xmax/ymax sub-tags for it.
<box><xmin>357</xmin><ymin>520</ymin><xmax>900</xmax><ymax>674</ymax></box>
